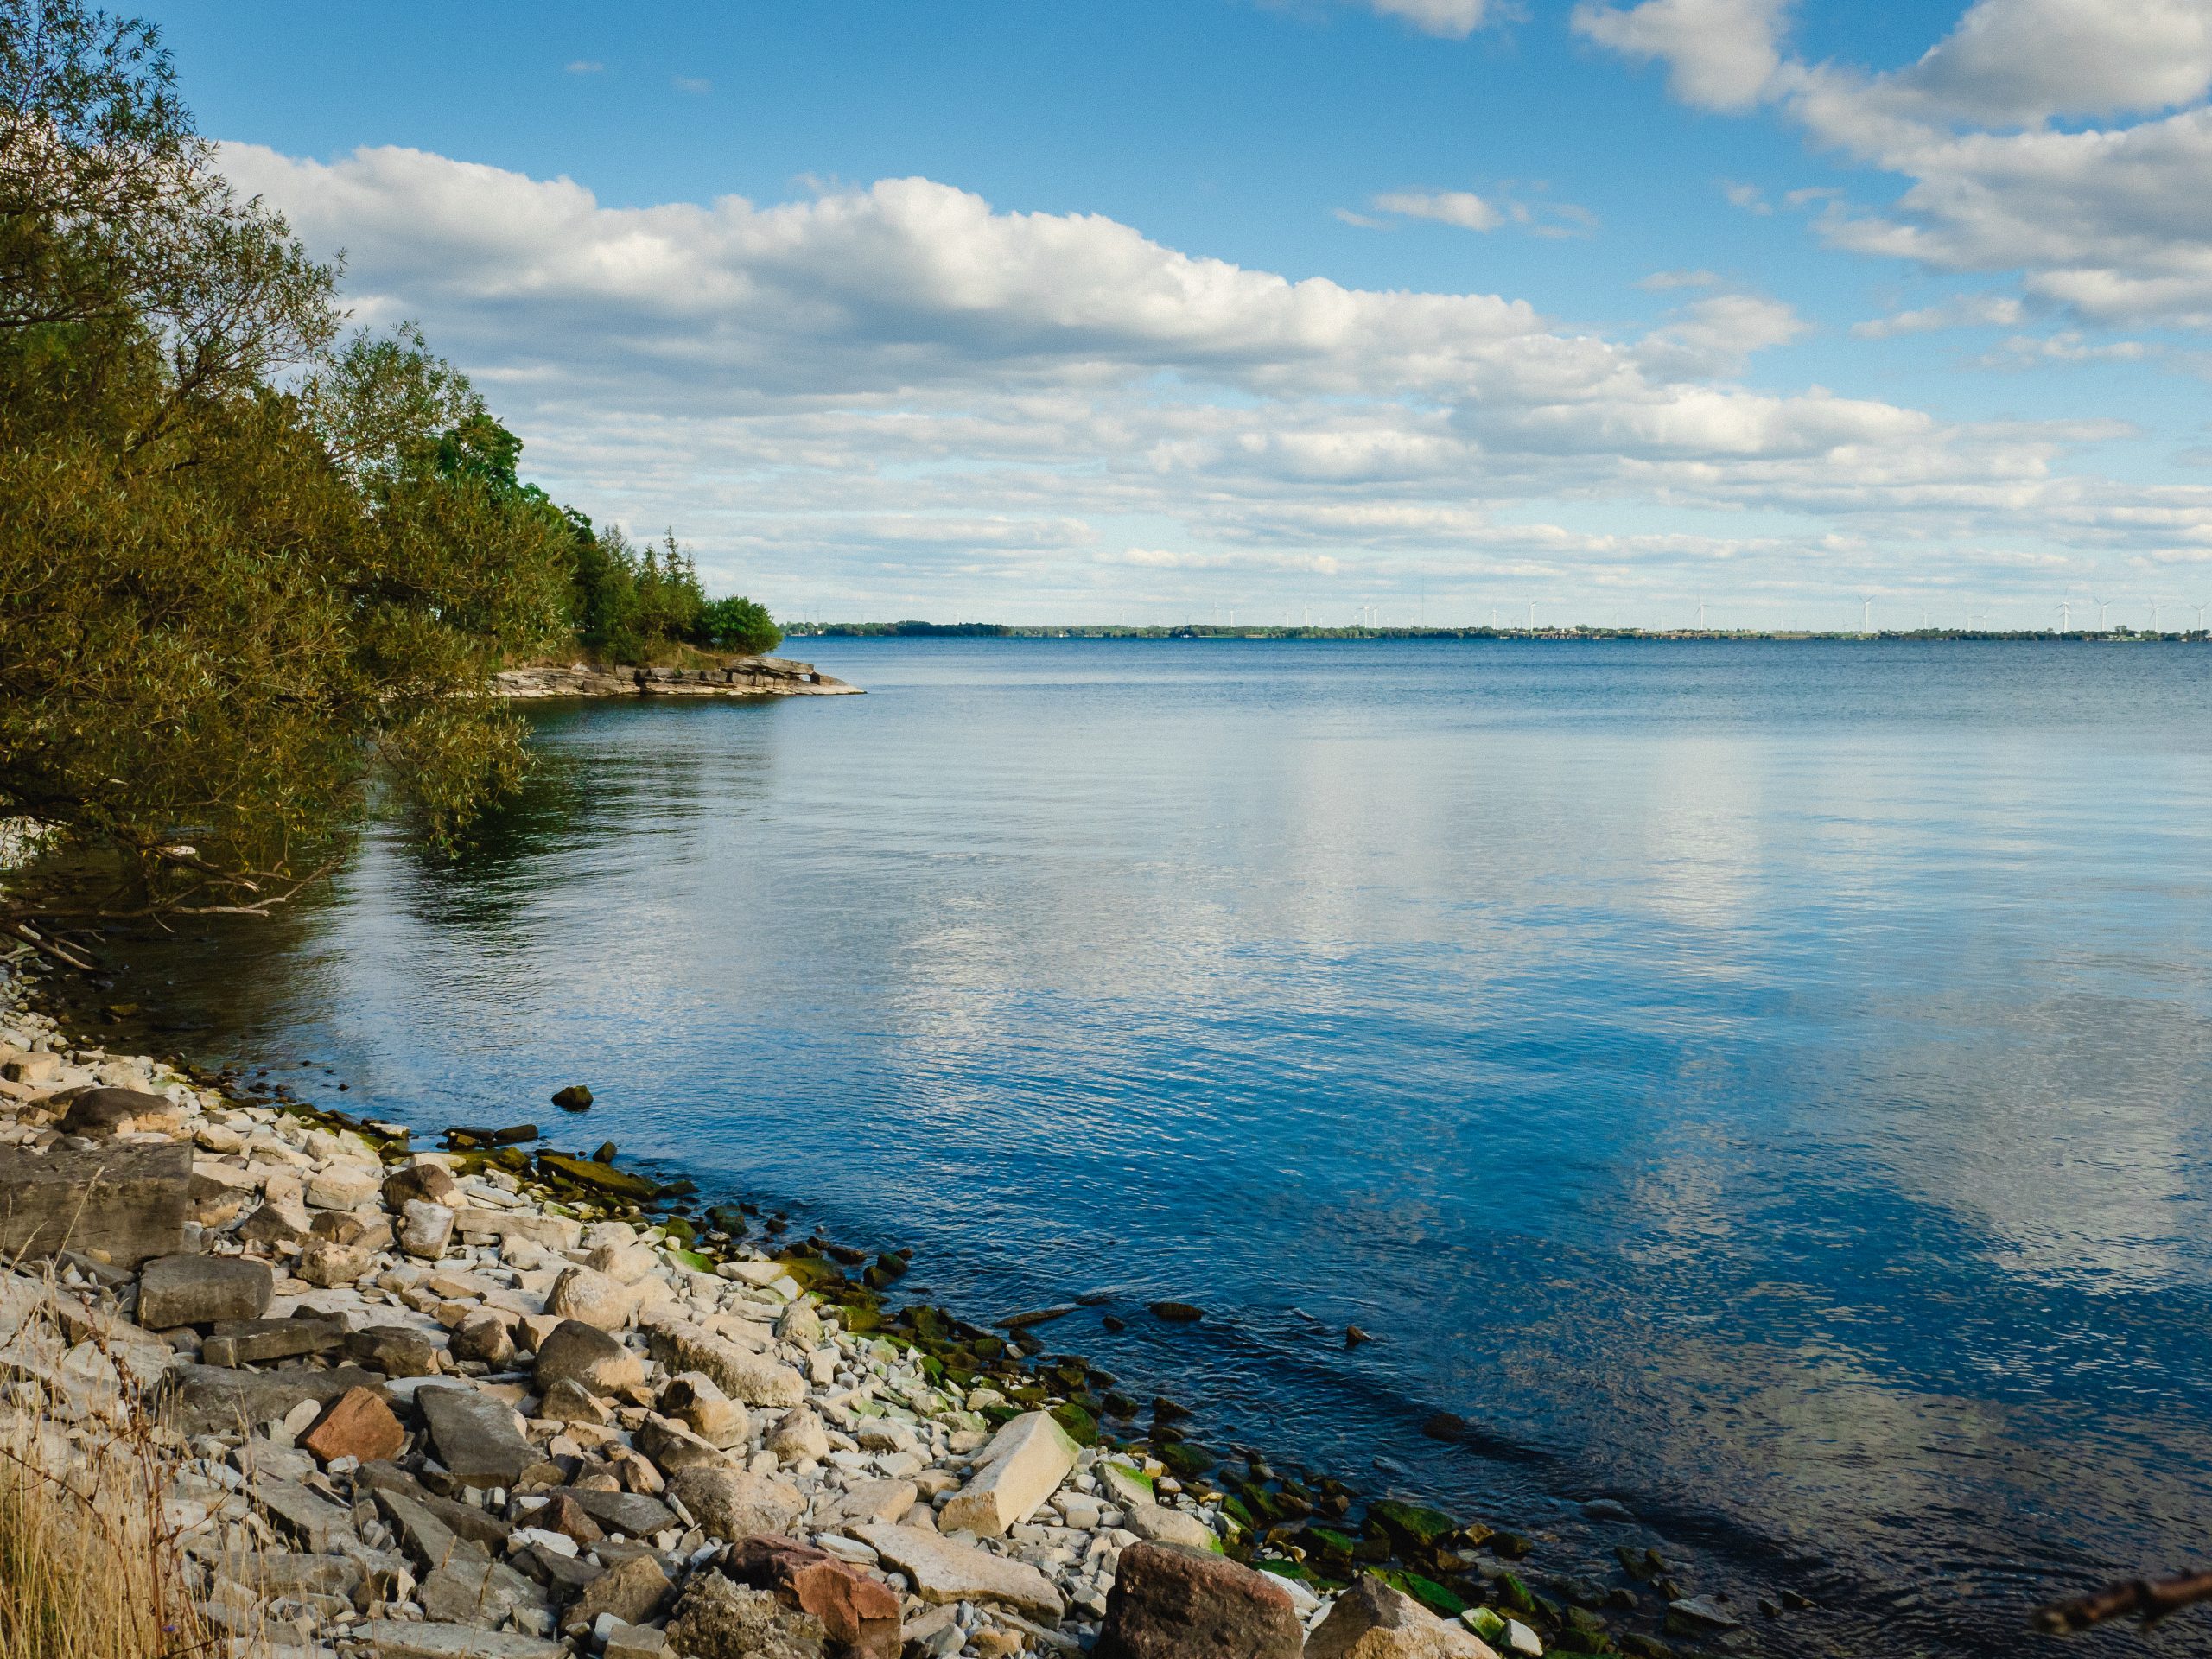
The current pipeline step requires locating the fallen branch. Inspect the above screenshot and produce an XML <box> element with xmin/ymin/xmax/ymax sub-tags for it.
<box><xmin>2034</xmin><ymin>1571</ymin><xmax>2212</xmax><ymax>1633</ymax></box>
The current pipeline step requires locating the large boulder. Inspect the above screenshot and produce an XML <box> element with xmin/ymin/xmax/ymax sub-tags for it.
<box><xmin>545</xmin><ymin>1265</ymin><xmax>633</xmax><ymax>1330</ymax></box>
<box><xmin>667</xmin><ymin>1576</ymin><xmax>825</xmax><ymax>1659</ymax></box>
<box><xmin>60</xmin><ymin>1087</ymin><xmax>181</xmax><ymax>1139</ymax></box>
<box><xmin>416</xmin><ymin>1384</ymin><xmax>543</xmax><ymax>1488</ymax></box>
<box><xmin>565</xmin><ymin>1553</ymin><xmax>671</xmax><ymax>1635</ymax></box>
<box><xmin>162</xmin><ymin>1363</ymin><xmax>385</xmax><ymax>1436</ymax></box>
<box><xmin>137</xmin><ymin>1254</ymin><xmax>272</xmax><ymax>1329</ymax></box>
<box><xmin>939</xmin><ymin>1409</ymin><xmax>1078</xmax><ymax>1537</ymax></box>
<box><xmin>724</xmin><ymin>1534</ymin><xmax>901</xmax><ymax>1659</ymax></box>
<box><xmin>533</xmin><ymin>1320</ymin><xmax>645</xmax><ymax>1395</ymax></box>
<box><xmin>1095</xmin><ymin>1542</ymin><xmax>1303</xmax><ymax>1659</ymax></box>
<box><xmin>0</xmin><ymin>1141</ymin><xmax>188</xmax><ymax>1267</ymax></box>
<box><xmin>847</xmin><ymin>1523</ymin><xmax>1064</xmax><ymax>1620</ymax></box>
<box><xmin>1306</xmin><ymin>1575</ymin><xmax>1502</xmax><ymax>1659</ymax></box>
<box><xmin>647</xmin><ymin>1320</ymin><xmax>804</xmax><ymax>1408</ymax></box>
<box><xmin>666</xmin><ymin>1465</ymin><xmax>804</xmax><ymax>1542</ymax></box>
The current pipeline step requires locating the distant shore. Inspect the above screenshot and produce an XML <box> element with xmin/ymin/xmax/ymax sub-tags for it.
<box><xmin>787</xmin><ymin>622</ymin><xmax>2208</xmax><ymax>645</ymax></box>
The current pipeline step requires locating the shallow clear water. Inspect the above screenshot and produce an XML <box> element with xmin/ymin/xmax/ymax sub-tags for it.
<box><xmin>115</xmin><ymin>639</ymin><xmax>2212</xmax><ymax>1656</ymax></box>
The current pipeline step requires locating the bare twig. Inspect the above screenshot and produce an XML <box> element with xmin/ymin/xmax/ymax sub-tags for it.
<box><xmin>2035</xmin><ymin>1572</ymin><xmax>2212</xmax><ymax>1633</ymax></box>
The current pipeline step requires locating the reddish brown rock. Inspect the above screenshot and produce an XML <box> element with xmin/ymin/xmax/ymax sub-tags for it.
<box><xmin>1096</xmin><ymin>1542</ymin><xmax>1303</xmax><ymax>1659</ymax></box>
<box><xmin>724</xmin><ymin>1534</ymin><xmax>901</xmax><ymax>1659</ymax></box>
<box><xmin>533</xmin><ymin>1491</ymin><xmax>605</xmax><ymax>1548</ymax></box>
<box><xmin>299</xmin><ymin>1385</ymin><xmax>407</xmax><ymax>1465</ymax></box>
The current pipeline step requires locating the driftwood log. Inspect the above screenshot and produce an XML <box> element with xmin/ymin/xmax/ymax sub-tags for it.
<box><xmin>2035</xmin><ymin>1571</ymin><xmax>2212</xmax><ymax>1633</ymax></box>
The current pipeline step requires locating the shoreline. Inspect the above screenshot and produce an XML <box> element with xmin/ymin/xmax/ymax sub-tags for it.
<box><xmin>0</xmin><ymin>957</ymin><xmax>1783</xmax><ymax>1659</ymax></box>
<box><xmin>494</xmin><ymin>657</ymin><xmax>862</xmax><ymax>701</ymax></box>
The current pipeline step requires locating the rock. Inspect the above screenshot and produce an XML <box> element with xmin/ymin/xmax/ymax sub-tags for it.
<box><xmin>537</xmin><ymin>1151</ymin><xmax>657</xmax><ymax>1201</ymax></box>
<box><xmin>566</xmin><ymin>1553</ymin><xmax>671</xmax><ymax>1634</ymax></box>
<box><xmin>237</xmin><ymin>1193</ymin><xmax>314</xmax><ymax>1247</ymax></box>
<box><xmin>422</xmin><ymin>1556</ymin><xmax>549</xmax><ymax>1630</ymax></box>
<box><xmin>187</xmin><ymin>1163</ymin><xmax>257</xmax><ymax>1226</ymax></box>
<box><xmin>668</xmin><ymin>1576</ymin><xmax>826</xmax><ymax>1659</ymax></box>
<box><xmin>667</xmin><ymin>1465</ymin><xmax>804</xmax><ymax>1542</ymax></box>
<box><xmin>450</xmin><ymin>1308</ymin><xmax>516</xmax><ymax>1366</ymax></box>
<box><xmin>725</xmin><ymin>1534</ymin><xmax>901</xmax><ymax>1659</ymax></box>
<box><xmin>300</xmin><ymin>1385</ymin><xmax>408</xmax><ymax>1465</ymax></box>
<box><xmin>563</xmin><ymin>1486</ymin><xmax>677</xmax><ymax>1538</ymax></box>
<box><xmin>373</xmin><ymin>1484</ymin><xmax>488</xmax><ymax>1573</ymax></box>
<box><xmin>587</xmin><ymin>1241</ymin><xmax>661</xmax><ymax>1285</ymax></box>
<box><xmin>1120</xmin><ymin>1499</ymin><xmax>1217</xmax><ymax>1550</ymax></box>
<box><xmin>398</xmin><ymin>1201</ymin><xmax>456</xmax><ymax>1260</ymax></box>
<box><xmin>306</xmin><ymin>1162</ymin><xmax>383</xmax><ymax>1209</ymax></box>
<box><xmin>360</xmin><ymin>1620</ymin><xmax>563</xmax><ymax>1659</ymax></box>
<box><xmin>1500</xmin><ymin>1620</ymin><xmax>1541</xmax><ymax>1656</ymax></box>
<box><xmin>385</xmin><ymin>1161</ymin><xmax>461</xmax><ymax>1207</ymax></box>
<box><xmin>822</xmin><ymin>1478</ymin><xmax>918</xmax><ymax>1530</ymax></box>
<box><xmin>0</xmin><ymin>1141</ymin><xmax>188</xmax><ymax>1267</ymax></box>
<box><xmin>200</xmin><ymin>1317</ymin><xmax>342</xmax><ymax>1368</ymax></box>
<box><xmin>603</xmin><ymin>1624</ymin><xmax>667</xmax><ymax>1659</ymax></box>
<box><xmin>776</xmin><ymin>1301</ymin><xmax>823</xmax><ymax>1349</ymax></box>
<box><xmin>163</xmin><ymin>1362</ymin><xmax>385</xmax><ymax>1435</ymax></box>
<box><xmin>533</xmin><ymin>1320</ymin><xmax>645</xmax><ymax>1396</ymax></box>
<box><xmin>60</xmin><ymin>1086</ymin><xmax>180</xmax><ymax>1139</ymax></box>
<box><xmin>416</xmin><ymin>1383</ymin><xmax>540</xmax><ymax>1487</ymax></box>
<box><xmin>1306</xmin><ymin>1574</ymin><xmax>1500</xmax><ymax>1659</ymax></box>
<box><xmin>1147</xmin><ymin>1301</ymin><xmax>1205</xmax><ymax>1323</ymax></box>
<box><xmin>649</xmin><ymin>1321</ymin><xmax>805</xmax><ymax>1407</ymax></box>
<box><xmin>138</xmin><ymin>1254</ymin><xmax>273</xmax><ymax>1329</ymax></box>
<box><xmin>1096</xmin><ymin>1542</ymin><xmax>1302</xmax><ymax>1659</ymax></box>
<box><xmin>552</xmin><ymin>1085</ymin><xmax>593</xmax><ymax>1111</ymax></box>
<box><xmin>538</xmin><ymin>1376</ymin><xmax>614</xmax><ymax>1426</ymax></box>
<box><xmin>765</xmin><ymin>1406</ymin><xmax>830</xmax><ymax>1462</ymax></box>
<box><xmin>346</xmin><ymin>1325</ymin><xmax>443</xmax><ymax>1377</ymax></box>
<box><xmin>939</xmin><ymin>1409</ymin><xmax>1078</xmax><ymax>1538</ymax></box>
<box><xmin>297</xmin><ymin>1239</ymin><xmax>374</xmax><ymax>1288</ymax></box>
<box><xmin>311</xmin><ymin>1208</ymin><xmax>395</xmax><ymax>1250</ymax></box>
<box><xmin>532</xmin><ymin>1491</ymin><xmax>605</xmax><ymax>1546</ymax></box>
<box><xmin>1668</xmin><ymin>1595</ymin><xmax>1742</xmax><ymax>1632</ymax></box>
<box><xmin>1096</xmin><ymin>1461</ymin><xmax>1154</xmax><ymax>1509</ymax></box>
<box><xmin>660</xmin><ymin>1372</ymin><xmax>749</xmax><ymax>1448</ymax></box>
<box><xmin>546</xmin><ymin>1265</ymin><xmax>632</xmax><ymax>1331</ymax></box>
<box><xmin>635</xmin><ymin>1414</ymin><xmax>732</xmax><ymax>1476</ymax></box>
<box><xmin>251</xmin><ymin>1474</ymin><xmax>359</xmax><ymax>1552</ymax></box>
<box><xmin>847</xmin><ymin>1523</ymin><xmax>1064</xmax><ymax>1619</ymax></box>
<box><xmin>453</xmin><ymin>1207</ymin><xmax>582</xmax><ymax>1251</ymax></box>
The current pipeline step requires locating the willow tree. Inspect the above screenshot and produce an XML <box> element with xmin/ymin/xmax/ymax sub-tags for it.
<box><xmin>0</xmin><ymin>0</ymin><xmax>573</xmax><ymax>957</ymax></box>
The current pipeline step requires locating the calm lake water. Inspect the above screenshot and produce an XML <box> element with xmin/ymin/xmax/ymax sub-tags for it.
<box><xmin>112</xmin><ymin>639</ymin><xmax>2212</xmax><ymax>1656</ymax></box>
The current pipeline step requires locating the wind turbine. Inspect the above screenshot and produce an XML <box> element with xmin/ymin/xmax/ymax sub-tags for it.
<box><xmin>1696</xmin><ymin>594</ymin><xmax>1707</xmax><ymax>630</ymax></box>
<box><xmin>1527</xmin><ymin>599</ymin><xmax>1538</xmax><ymax>630</ymax></box>
<box><xmin>2193</xmin><ymin>601</ymin><xmax>2209</xmax><ymax>633</ymax></box>
<box><xmin>2091</xmin><ymin>592</ymin><xmax>2114</xmax><ymax>632</ymax></box>
<box><xmin>2146</xmin><ymin>597</ymin><xmax>2161</xmax><ymax>634</ymax></box>
<box><xmin>1859</xmin><ymin>594</ymin><xmax>1876</xmax><ymax>634</ymax></box>
<box><xmin>2053</xmin><ymin>599</ymin><xmax>2072</xmax><ymax>634</ymax></box>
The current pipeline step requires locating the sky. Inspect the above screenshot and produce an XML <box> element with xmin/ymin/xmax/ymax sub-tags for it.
<box><xmin>153</xmin><ymin>0</ymin><xmax>2212</xmax><ymax>629</ymax></box>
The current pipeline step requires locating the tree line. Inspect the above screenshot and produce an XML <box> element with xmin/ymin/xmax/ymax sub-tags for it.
<box><xmin>0</xmin><ymin>0</ymin><xmax>779</xmax><ymax>943</ymax></box>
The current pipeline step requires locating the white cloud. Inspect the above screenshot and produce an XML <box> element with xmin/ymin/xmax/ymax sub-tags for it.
<box><xmin>1572</xmin><ymin>0</ymin><xmax>1789</xmax><ymax>113</ymax></box>
<box><xmin>671</xmin><ymin>75</ymin><xmax>711</xmax><ymax>95</ymax></box>
<box><xmin>1370</xmin><ymin>189</ymin><xmax>1503</xmax><ymax>231</ymax></box>
<box><xmin>1361</xmin><ymin>0</ymin><xmax>1493</xmax><ymax>38</ymax></box>
<box><xmin>1852</xmin><ymin>294</ymin><xmax>2024</xmax><ymax>336</ymax></box>
<box><xmin>214</xmin><ymin>141</ymin><xmax>2212</xmax><ymax>614</ymax></box>
<box><xmin>1638</xmin><ymin>268</ymin><xmax>1721</xmax><ymax>289</ymax></box>
<box><xmin>1581</xmin><ymin>0</ymin><xmax>2212</xmax><ymax>330</ymax></box>
<box><xmin>565</xmin><ymin>60</ymin><xmax>604</xmax><ymax>75</ymax></box>
<box><xmin>1719</xmin><ymin>180</ymin><xmax>1771</xmax><ymax>214</ymax></box>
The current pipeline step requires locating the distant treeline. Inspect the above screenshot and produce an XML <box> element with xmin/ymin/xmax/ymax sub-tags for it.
<box><xmin>790</xmin><ymin>622</ymin><xmax>2209</xmax><ymax>642</ymax></box>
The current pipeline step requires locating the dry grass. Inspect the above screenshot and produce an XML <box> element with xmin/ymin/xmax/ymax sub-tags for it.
<box><xmin>0</xmin><ymin>1278</ymin><xmax>215</xmax><ymax>1659</ymax></box>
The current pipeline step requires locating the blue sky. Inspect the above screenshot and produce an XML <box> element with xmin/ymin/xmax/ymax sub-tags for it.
<box><xmin>161</xmin><ymin>1</ymin><xmax>2212</xmax><ymax>627</ymax></box>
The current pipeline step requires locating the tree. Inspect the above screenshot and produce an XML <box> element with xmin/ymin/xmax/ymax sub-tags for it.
<box><xmin>0</xmin><ymin>2</ymin><xmax>569</xmax><ymax>957</ymax></box>
<box><xmin>701</xmin><ymin>595</ymin><xmax>783</xmax><ymax>656</ymax></box>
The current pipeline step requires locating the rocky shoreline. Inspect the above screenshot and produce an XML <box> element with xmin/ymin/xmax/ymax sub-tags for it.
<box><xmin>0</xmin><ymin>962</ymin><xmax>1766</xmax><ymax>1659</ymax></box>
<box><xmin>493</xmin><ymin>658</ymin><xmax>861</xmax><ymax>700</ymax></box>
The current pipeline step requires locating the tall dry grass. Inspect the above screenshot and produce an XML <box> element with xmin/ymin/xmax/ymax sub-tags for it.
<box><xmin>0</xmin><ymin>1274</ymin><xmax>215</xmax><ymax>1659</ymax></box>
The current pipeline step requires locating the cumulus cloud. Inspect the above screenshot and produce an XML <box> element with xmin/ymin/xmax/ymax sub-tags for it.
<box><xmin>1580</xmin><ymin>0</ymin><xmax>2212</xmax><ymax>330</ymax></box>
<box><xmin>1638</xmin><ymin>268</ymin><xmax>1721</xmax><ymax>289</ymax></box>
<box><xmin>1572</xmin><ymin>0</ymin><xmax>1789</xmax><ymax>113</ymax></box>
<box><xmin>1852</xmin><ymin>294</ymin><xmax>2024</xmax><ymax>336</ymax></box>
<box><xmin>1361</xmin><ymin>0</ymin><xmax>1494</xmax><ymax>38</ymax></box>
<box><xmin>1370</xmin><ymin>189</ymin><xmax>1503</xmax><ymax>230</ymax></box>
<box><xmin>214</xmin><ymin>142</ymin><xmax>2212</xmax><ymax>613</ymax></box>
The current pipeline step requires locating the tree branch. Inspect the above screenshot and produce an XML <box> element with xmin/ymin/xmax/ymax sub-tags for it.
<box><xmin>2035</xmin><ymin>1571</ymin><xmax>2212</xmax><ymax>1633</ymax></box>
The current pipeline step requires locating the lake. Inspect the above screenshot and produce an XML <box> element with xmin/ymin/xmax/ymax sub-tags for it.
<box><xmin>112</xmin><ymin>639</ymin><xmax>2212</xmax><ymax>1656</ymax></box>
